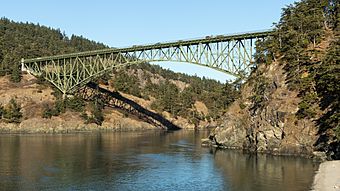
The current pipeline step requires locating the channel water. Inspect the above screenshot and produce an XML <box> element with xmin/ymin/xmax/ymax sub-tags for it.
<box><xmin>0</xmin><ymin>130</ymin><xmax>318</xmax><ymax>191</ymax></box>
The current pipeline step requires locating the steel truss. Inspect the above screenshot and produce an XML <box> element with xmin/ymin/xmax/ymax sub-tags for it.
<box><xmin>22</xmin><ymin>30</ymin><xmax>272</xmax><ymax>95</ymax></box>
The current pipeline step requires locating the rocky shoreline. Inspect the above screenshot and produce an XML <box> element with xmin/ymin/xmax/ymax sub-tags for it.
<box><xmin>0</xmin><ymin>123</ymin><xmax>157</xmax><ymax>134</ymax></box>
<box><xmin>201</xmin><ymin>136</ymin><xmax>327</xmax><ymax>160</ymax></box>
<box><xmin>0</xmin><ymin>115</ymin><xmax>159</xmax><ymax>134</ymax></box>
<box><xmin>312</xmin><ymin>161</ymin><xmax>340</xmax><ymax>191</ymax></box>
<box><xmin>202</xmin><ymin>137</ymin><xmax>340</xmax><ymax>191</ymax></box>
<box><xmin>0</xmin><ymin>115</ymin><xmax>205</xmax><ymax>134</ymax></box>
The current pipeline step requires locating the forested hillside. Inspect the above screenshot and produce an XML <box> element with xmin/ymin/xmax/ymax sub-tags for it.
<box><xmin>211</xmin><ymin>0</ymin><xmax>339</xmax><ymax>159</ymax></box>
<box><xmin>112</xmin><ymin>63</ymin><xmax>239</xmax><ymax>123</ymax></box>
<box><xmin>255</xmin><ymin>0</ymin><xmax>339</xmax><ymax>158</ymax></box>
<box><xmin>0</xmin><ymin>17</ymin><xmax>239</xmax><ymax>129</ymax></box>
<box><xmin>0</xmin><ymin>17</ymin><xmax>107</xmax><ymax>81</ymax></box>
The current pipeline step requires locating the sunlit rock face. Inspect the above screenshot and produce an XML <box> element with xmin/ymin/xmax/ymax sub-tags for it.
<box><xmin>212</xmin><ymin>61</ymin><xmax>318</xmax><ymax>157</ymax></box>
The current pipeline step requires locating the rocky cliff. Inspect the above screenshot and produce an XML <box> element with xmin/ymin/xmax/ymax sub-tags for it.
<box><xmin>208</xmin><ymin>0</ymin><xmax>340</xmax><ymax>160</ymax></box>
<box><xmin>211</xmin><ymin>61</ymin><xmax>318</xmax><ymax>157</ymax></box>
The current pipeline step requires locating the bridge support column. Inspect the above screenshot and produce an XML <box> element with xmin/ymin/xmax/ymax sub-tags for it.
<box><xmin>21</xmin><ymin>58</ymin><xmax>26</xmax><ymax>72</ymax></box>
<box><xmin>62</xmin><ymin>93</ymin><xmax>66</xmax><ymax>100</ymax></box>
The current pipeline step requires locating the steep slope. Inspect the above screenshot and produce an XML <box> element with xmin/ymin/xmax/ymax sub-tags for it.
<box><xmin>210</xmin><ymin>0</ymin><xmax>340</xmax><ymax>159</ymax></box>
<box><xmin>212</xmin><ymin>61</ymin><xmax>318</xmax><ymax>157</ymax></box>
<box><xmin>0</xmin><ymin>74</ymin><xmax>156</xmax><ymax>133</ymax></box>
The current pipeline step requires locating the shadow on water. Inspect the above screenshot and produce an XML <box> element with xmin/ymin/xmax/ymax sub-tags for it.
<box><xmin>77</xmin><ymin>82</ymin><xmax>181</xmax><ymax>131</ymax></box>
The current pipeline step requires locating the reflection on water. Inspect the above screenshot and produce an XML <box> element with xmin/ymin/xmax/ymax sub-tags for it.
<box><xmin>0</xmin><ymin>131</ymin><xmax>318</xmax><ymax>191</ymax></box>
<box><xmin>211</xmin><ymin>149</ymin><xmax>319</xmax><ymax>191</ymax></box>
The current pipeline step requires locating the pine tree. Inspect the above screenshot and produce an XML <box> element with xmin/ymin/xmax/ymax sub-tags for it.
<box><xmin>0</xmin><ymin>104</ymin><xmax>4</xmax><ymax>119</ymax></box>
<box><xmin>10</xmin><ymin>63</ymin><xmax>21</xmax><ymax>83</ymax></box>
<box><xmin>3</xmin><ymin>98</ymin><xmax>23</xmax><ymax>123</ymax></box>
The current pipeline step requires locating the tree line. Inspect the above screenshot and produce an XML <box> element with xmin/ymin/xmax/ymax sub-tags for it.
<box><xmin>0</xmin><ymin>18</ymin><xmax>240</xmax><ymax>126</ymax></box>
<box><xmin>0</xmin><ymin>17</ymin><xmax>107</xmax><ymax>81</ymax></box>
<box><xmin>254</xmin><ymin>0</ymin><xmax>339</xmax><ymax>158</ymax></box>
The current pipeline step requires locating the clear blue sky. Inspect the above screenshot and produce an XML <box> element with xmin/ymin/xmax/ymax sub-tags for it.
<box><xmin>2</xmin><ymin>0</ymin><xmax>297</xmax><ymax>82</ymax></box>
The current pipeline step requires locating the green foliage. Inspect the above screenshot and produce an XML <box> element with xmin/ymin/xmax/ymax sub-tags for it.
<box><xmin>42</xmin><ymin>100</ymin><xmax>63</xmax><ymax>118</ymax></box>
<box><xmin>335</xmin><ymin>124</ymin><xmax>340</xmax><ymax>140</ymax></box>
<box><xmin>0</xmin><ymin>17</ymin><xmax>242</xmax><ymax>126</ymax></box>
<box><xmin>42</xmin><ymin>96</ymin><xmax>85</xmax><ymax>118</ymax></box>
<box><xmin>249</xmin><ymin>76</ymin><xmax>270</xmax><ymax>113</ymax></box>
<box><xmin>42</xmin><ymin>104</ymin><xmax>54</xmax><ymax>119</ymax></box>
<box><xmin>252</xmin><ymin>0</ymin><xmax>340</xmax><ymax>157</ymax></box>
<box><xmin>10</xmin><ymin>64</ymin><xmax>22</xmax><ymax>82</ymax></box>
<box><xmin>42</xmin><ymin>95</ymin><xmax>102</xmax><ymax>125</ymax></box>
<box><xmin>277</xmin><ymin>0</ymin><xmax>327</xmax><ymax>90</ymax></box>
<box><xmin>296</xmin><ymin>94</ymin><xmax>318</xmax><ymax>119</ymax></box>
<box><xmin>0</xmin><ymin>50</ymin><xmax>4</xmax><ymax>75</ymax></box>
<box><xmin>254</xmin><ymin>0</ymin><xmax>339</xmax><ymax>119</ymax></box>
<box><xmin>65</xmin><ymin>96</ymin><xmax>85</xmax><ymax>112</ymax></box>
<box><xmin>112</xmin><ymin>72</ymin><xmax>141</xmax><ymax>97</ymax></box>
<box><xmin>239</xmin><ymin>102</ymin><xmax>246</xmax><ymax>110</ymax></box>
<box><xmin>84</xmin><ymin>100</ymin><xmax>104</xmax><ymax>125</ymax></box>
<box><xmin>188</xmin><ymin>110</ymin><xmax>202</xmax><ymax>128</ymax></box>
<box><xmin>150</xmin><ymin>80</ymin><xmax>181</xmax><ymax>116</ymax></box>
<box><xmin>91</xmin><ymin>106</ymin><xmax>104</xmax><ymax>125</ymax></box>
<box><xmin>0</xmin><ymin>17</ymin><xmax>107</xmax><ymax>81</ymax></box>
<box><xmin>80</xmin><ymin>112</ymin><xmax>89</xmax><ymax>122</ymax></box>
<box><xmin>0</xmin><ymin>104</ymin><xmax>4</xmax><ymax>119</ymax></box>
<box><xmin>132</xmin><ymin>63</ymin><xmax>240</xmax><ymax>120</ymax></box>
<box><xmin>315</xmin><ymin>32</ymin><xmax>340</xmax><ymax>140</ymax></box>
<box><xmin>2</xmin><ymin>98</ymin><xmax>22</xmax><ymax>123</ymax></box>
<box><xmin>54</xmin><ymin>99</ymin><xmax>66</xmax><ymax>114</ymax></box>
<box><xmin>254</xmin><ymin>37</ymin><xmax>278</xmax><ymax>65</ymax></box>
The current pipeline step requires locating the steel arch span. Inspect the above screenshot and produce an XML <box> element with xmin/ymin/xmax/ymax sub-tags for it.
<box><xmin>22</xmin><ymin>30</ymin><xmax>273</xmax><ymax>95</ymax></box>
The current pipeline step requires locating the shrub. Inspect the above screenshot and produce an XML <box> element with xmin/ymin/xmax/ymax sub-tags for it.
<box><xmin>3</xmin><ymin>98</ymin><xmax>22</xmax><ymax>123</ymax></box>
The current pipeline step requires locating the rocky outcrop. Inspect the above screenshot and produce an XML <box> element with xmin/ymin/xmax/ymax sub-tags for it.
<box><xmin>209</xmin><ymin>61</ymin><xmax>319</xmax><ymax>157</ymax></box>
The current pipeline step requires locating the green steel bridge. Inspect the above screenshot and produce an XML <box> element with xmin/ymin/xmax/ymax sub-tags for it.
<box><xmin>22</xmin><ymin>30</ymin><xmax>273</xmax><ymax>96</ymax></box>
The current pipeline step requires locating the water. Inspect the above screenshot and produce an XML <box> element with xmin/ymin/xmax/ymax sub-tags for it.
<box><xmin>0</xmin><ymin>130</ymin><xmax>318</xmax><ymax>191</ymax></box>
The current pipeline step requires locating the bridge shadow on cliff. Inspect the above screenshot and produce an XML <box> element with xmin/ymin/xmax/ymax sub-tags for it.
<box><xmin>78</xmin><ymin>82</ymin><xmax>181</xmax><ymax>131</ymax></box>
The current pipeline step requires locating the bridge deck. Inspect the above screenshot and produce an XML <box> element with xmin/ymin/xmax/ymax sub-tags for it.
<box><xmin>24</xmin><ymin>30</ymin><xmax>273</xmax><ymax>63</ymax></box>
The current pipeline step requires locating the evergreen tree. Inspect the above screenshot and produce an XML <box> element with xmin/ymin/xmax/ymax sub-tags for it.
<box><xmin>66</xmin><ymin>96</ymin><xmax>85</xmax><ymax>112</ymax></box>
<box><xmin>316</xmin><ymin>34</ymin><xmax>340</xmax><ymax>138</ymax></box>
<box><xmin>0</xmin><ymin>50</ymin><xmax>3</xmax><ymax>72</ymax></box>
<box><xmin>42</xmin><ymin>103</ymin><xmax>54</xmax><ymax>119</ymax></box>
<box><xmin>0</xmin><ymin>17</ymin><xmax>241</xmax><ymax>126</ymax></box>
<box><xmin>0</xmin><ymin>18</ymin><xmax>107</xmax><ymax>79</ymax></box>
<box><xmin>10</xmin><ymin>63</ymin><xmax>21</xmax><ymax>83</ymax></box>
<box><xmin>253</xmin><ymin>0</ymin><xmax>340</xmax><ymax>158</ymax></box>
<box><xmin>86</xmin><ymin>99</ymin><xmax>104</xmax><ymax>125</ymax></box>
<box><xmin>3</xmin><ymin>98</ymin><xmax>22</xmax><ymax>123</ymax></box>
<box><xmin>0</xmin><ymin>104</ymin><xmax>4</xmax><ymax>119</ymax></box>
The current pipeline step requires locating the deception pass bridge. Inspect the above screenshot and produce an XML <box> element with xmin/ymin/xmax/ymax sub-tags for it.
<box><xmin>22</xmin><ymin>30</ymin><xmax>273</xmax><ymax>96</ymax></box>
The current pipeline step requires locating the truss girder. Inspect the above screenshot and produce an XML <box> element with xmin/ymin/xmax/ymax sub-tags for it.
<box><xmin>22</xmin><ymin>31</ymin><xmax>272</xmax><ymax>94</ymax></box>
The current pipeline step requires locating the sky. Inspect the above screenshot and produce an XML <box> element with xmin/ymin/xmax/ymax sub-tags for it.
<box><xmin>1</xmin><ymin>0</ymin><xmax>297</xmax><ymax>82</ymax></box>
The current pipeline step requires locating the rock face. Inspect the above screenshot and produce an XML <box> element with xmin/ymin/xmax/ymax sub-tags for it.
<box><xmin>211</xmin><ymin>61</ymin><xmax>318</xmax><ymax>157</ymax></box>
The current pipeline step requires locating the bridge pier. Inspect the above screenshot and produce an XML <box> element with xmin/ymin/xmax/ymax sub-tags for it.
<box><xmin>21</xmin><ymin>58</ymin><xmax>26</xmax><ymax>72</ymax></box>
<box><xmin>62</xmin><ymin>92</ymin><xmax>69</xmax><ymax>100</ymax></box>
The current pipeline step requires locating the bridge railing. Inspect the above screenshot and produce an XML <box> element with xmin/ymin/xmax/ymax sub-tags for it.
<box><xmin>131</xmin><ymin>29</ymin><xmax>274</xmax><ymax>47</ymax></box>
<box><xmin>23</xmin><ymin>29</ymin><xmax>274</xmax><ymax>63</ymax></box>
